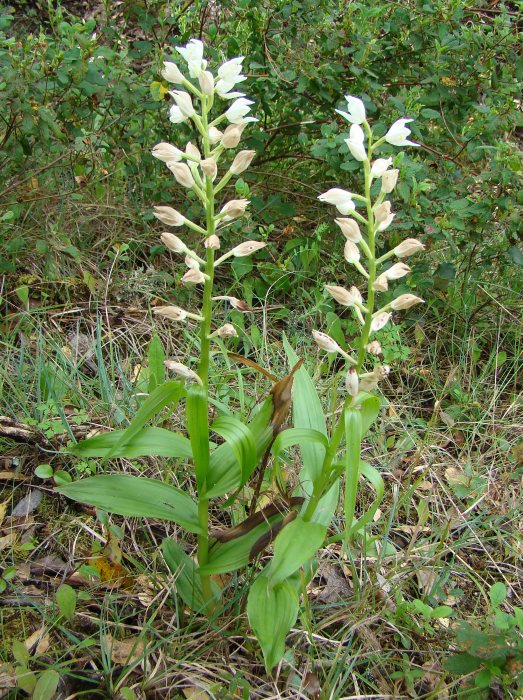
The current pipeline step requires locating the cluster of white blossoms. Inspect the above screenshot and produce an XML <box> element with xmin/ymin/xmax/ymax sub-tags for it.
<box><xmin>151</xmin><ymin>39</ymin><xmax>265</xmax><ymax>384</ymax></box>
<box><xmin>314</xmin><ymin>95</ymin><xmax>425</xmax><ymax>397</ymax></box>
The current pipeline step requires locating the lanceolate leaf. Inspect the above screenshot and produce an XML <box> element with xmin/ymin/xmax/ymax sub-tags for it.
<box><xmin>352</xmin><ymin>391</ymin><xmax>381</xmax><ymax>436</ymax></box>
<box><xmin>148</xmin><ymin>334</ymin><xmax>165</xmax><ymax>393</ymax></box>
<box><xmin>57</xmin><ymin>475</ymin><xmax>201</xmax><ymax>533</ymax></box>
<box><xmin>344</xmin><ymin>407</ymin><xmax>362</xmax><ymax>538</ymax></box>
<box><xmin>211</xmin><ymin>415</ymin><xmax>257</xmax><ymax>486</ymax></box>
<box><xmin>350</xmin><ymin>461</ymin><xmax>385</xmax><ymax>536</ymax></box>
<box><xmin>247</xmin><ymin>574</ymin><xmax>299</xmax><ymax>672</ymax></box>
<box><xmin>186</xmin><ymin>385</ymin><xmax>210</xmax><ymax>490</ymax></box>
<box><xmin>70</xmin><ymin>427</ymin><xmax>193</xmax><ymax>460</ymax></box>
<box><xmin>267</xmin><ymin>516</ymin><xmax>326</xmax><ymax>587</ymax></box>
<box><xmin>162</xmin><ymin>538</ymin><xmax>221</xmax><ymax>611</ymax></box>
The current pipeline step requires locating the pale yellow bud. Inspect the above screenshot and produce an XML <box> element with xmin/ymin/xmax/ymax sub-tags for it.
<box><xmin>230</xmin><ymin>240</ymin><xmax>266</xmax><ymax>257</ymax></box>
<box><xmin>151</xmin><ymin>142</ymin><xmax>182</xmax><ymax>163</ymax></box>
<box><xmin>184</xmin><ymin>254</ymin><xmax>200</xmax><ymax>270</ymax></box>
<box><xmin>394</xmin><ymin>238</ymin><xmax>425</xmax><ymax>258</ymax></box>
<box><xmin>215</xmin><ymin>323</ymin><xmax>238</xmax><ymax>338</ymax></box>
<box><xmin>154</xmin><ymin>206</ymin><xmax>185</xmax><ymax>227</ymax></box>
<box><xmin>371</xmin><ymin>157</ymin><xmax>392</xmax><ymax>178</ymax></box>
<box><xmin>181</xmin><ymin>269</ymin><xmax>205</xmax><ymax>285</ymax></box>
<box><xmin>366</xmin><ymin>340</ymin><xmax>382</xmax><ymax>355</ymax></box>
<box><xmin>198</xmin><ymin>70</ymin><xmax>214</xmax><ymax>95</ymax></box>
<box><xmin>162</xmin><ymin>61</ymin><xmax>184</xmax><ymax>84</ymax></box>
<box><xmin>375</xmin><ymin>365</ymin><xmax>391</xmax><ymax>379</ymax></box>
<box><xmin>378</xmin><ymin>213</ymin><xmax>395</xmax><ymax>232</ymax></box>
<box><xmin>205</xmin><ymin>234</ymin><xmax>220</xmax><ymax>250</ymax></box>
<box><xmin>345</xmin><ymin>368</ymin><xmax>359</xmax><ymax>397</ymax></box>
<box><xmin>201</xmin><ymin>157</ymin><xmax>218</xmax><ymax>180</ymax></box>
<box><xmin>169</xmin><ymin>90</ymin><xmax>195</xmax><ymax>118</ymax></box>
<box><xmin>374</xmin><ymin>201</ymin><xmax>392</xmax><ymax>224</ymax></box>
<box><xmin>185</xmin><ymin>142</ymin><xmax>201</xmax><ymax>161</ymax></box>
<box><xmin>390</xmin><ymin>294</ymin><xmax>424</xmax><ymax>310</ymax></box>
<box><xmin>381</xmin><ymin>169</ymin><xmax>399</xmax><ymax>193</ymax></box>
<box><xmin>219</xmin><ymin>199</ymin><xmax>250</xmax><ymax>220</ymax></box>
<box><xmin>160</xmin><ymin>231</ymin><xmax>187</xmax><ymax>253</ymax></box>
<box><xmin>312</xmin><ymin>330</ymin><xmax>342</xmax><ymax>354</ymax></box>
<box><xmin>325</xmin><ymin>284</ymin><xmax>361</xmax><ymax>307</ymax></box>
<box><xmin>335</xmin><ymin>218</ymin><xmax>362</xmax><ymax>243</ymax></box>
<box><xmin>154</xmin><ymin>306</ymin><xmax>187</xmax><ymax>321</ymax></box>
<box><xmin>344</xmin><ymin>240</ymin><xmax>360</xmax><ymax>264</ymax></box>
<box><xmin>229</xmin><ymin>150</ymin><xmax>256</xmax><ymax>175</ymax></box>
<box><xmin>373</xmin><ymin>273</ymin><xmax>389</xmax><ymax>292</ymax></box>
<box><xmin>370</xmin><ymin>312</ymin><xmax>391</xmax><ymax>332</ymax></box>
<box><xmin>212</xmin><ymin>295</ymin><xmax>252</xmax><ymax>312</ymax></box>
<box><xmin>164</xmin><ymin>360</ymin><xmax>202</xmax><ymax>385</ymax></box>
<box><xmin>385</xmin><ymin>262</ymin><xmax>410</xmax><ymax>280</ymax></box>
<box><xmin>208</xmin><ymin>126</ymin><xmax>223</xmax><ymax>145</ymax></box>
<box><xmin>221</xmin><ymin>124</ymin><xmax>245</xmax><ymax>148</ymax></box>
<box><xmin>168</xmin><ymin>162</ymin><xmax>195</xmax><ymax>188</ymax></box>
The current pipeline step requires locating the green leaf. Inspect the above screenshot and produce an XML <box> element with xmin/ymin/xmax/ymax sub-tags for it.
<box><xmin>187</xmin><ymin>385</ymin><xmax>210</xmax><ymax>490</ymax></box>
<box><xmin>444</xmin><ymin>652</ymin><xmax>483</xmax><ymax>675</ymax></box>
<box><xmin>57</xmin><ymin>475</ymin><xmax>201</xmax><ymax>533</ymax></box>
<box><xmin>15</xmin><ymin>666</ymin><xmax>37</xmax><ymax>694</ymax></box>
<box><xmin>104</xmin><ymin>380</ymin><xmax>184</xmax><ymax>459</ymax></box>
<box><xmin>508</xmin><ymin>245</ymin><xmax>523</xmax><ymax>265</ymax></box>
<box><xmin>162</xmin><ymin>538</ymin><xmax>220</xmax><ymax>611</ymax></box>
<box><xmin>352</xmin><ymin>392</ymin><xmax>381</xmax><ymax>436</ymax></box>
<box><xmin>283</xmin><ymin>337</ymin><xmax>338</xmax><ymax>526</ymax></box>
<box><xmin>344</xmin><ymin>408</ymin><xmax>362</xmax><ymax>536</ymax></box>
<box><xmin>53</xmin><ymin>470</ymin><xmax>72</xmax><ymax>486</ymax></box>
<box><xmin>247</xmin><ymin>575</ymin><xmax>299</xmax><ymax>671</ymax></box>
<box><xmin>199</xmin><ymin>514</ymin><xmax>282</xmax><ymax>575</ymax></box>
<box><xmin>489</xmin><ymin>582</ymin><xmax>507</xmax><ymax>608</ymax></box>
<box><xmin>148</xmin><ymin>335</ymin><xmax>165</xmax><ymax>393</ymax></box>
<box><xmin>350</xmin><ymin>461</ymin><xmax>385</xmax><ymax>536</ymax></box>
<box><xmin>33</xmin><ymin>669</ymin><xmax>61</xmax><ymax>700</ymax></box>
<box><xmin>71</xmin><ymin>427</ymin><xmax>192</xmax><ymax>460</ymax></box>
<box><xmin>35</xmin><ymin>464</ymin><xmax>54</xmax><ymax>479</ymax></box>
<box><xmin>12</xmin><ymin>639</ymin><xmax>30</xmax><ymax>665</ymax></box>
<box><xmin>268</xmin><ymin>516</ymin><xmax>326</xmax><ymax>587</ymax></box>
<box><xmin>56</xmin><ymin>583</ymin><xmax>76</xmax><ymax>620</ymax></box>
<box><xmin>211</xmin><ymin>415</ymin><xmax>257</xmax><ymax>487</ymax></box>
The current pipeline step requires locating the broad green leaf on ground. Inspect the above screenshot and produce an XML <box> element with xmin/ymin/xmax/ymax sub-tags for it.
<box><xmin>32</xmin><ymin>670</ymin><xmax>60</xmax><ymax>700</ymax></box>
<box><xmin>247</xmin><ymin>574</ymin><xmax>299</xmax><ymax>671</ymax></box>
<box><xmin>162</xmin><ymin>538</ymin><xmax>221</xmax><ymax>611</ymax></box>
<box><xmin>267</xmin><ymin>516</ymin><xmax>326</xmax><ymax>587</ymax></box>
<box><xmin>57</xmin><ymin>475</ymin><xmax>201</xmax><ymax>533</ymax></box>
<box><xmin>70</xmin><ymin>427</ymin><xmax>193</xmax><ymax>460</ymax></box>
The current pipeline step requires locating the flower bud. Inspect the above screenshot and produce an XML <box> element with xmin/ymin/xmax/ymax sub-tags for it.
<box><xmin>168</xmin><ymin>162</ymin><xmax>195</xmax><ymax>189</ymax></box>
<box><xmin>205</xmin><ymin>234</ymin><xmax>220</xmax><ymax>250</ymax></box>
<box><xmin>154</xmin><ymin>206</ymin><xmax>185</xmax><ymax>227</ymax></box>
<box><xmin>378</xmin><ymin>213</ymin><xmax>395</xmax><ymax>232</ymax></box>
<box><xmin>212</xmin><ymin>295</ymin><xmax>252</xmax><ymax>312</ymax></box>
<box><xmin>393</xmin><ymin>238</ymin><xmax>425</xmax><ymax>258</ymax></box>
<box><xmin>201</xmin><ymin>157</ymin><xmax>218</xmax><ymax>180</ymax></box>
<box><xmin>152</xmin><ymin>142</ymin><xmax>182</xmax><ymax>163</ymax></box>
<box><xmin>229</xmin><ymin>149</ymin><xmax>256</xmax><ymax>175</ymax></box>
<box><xmin>198</xmin><ymin>70</ymin><xmax>214</xmax><ymax>95</ymax></box>
<box><xmin>390</xmin><ymin>294</ymin><xmax>424</xmax><ymax>310</ymax></box>
<box><xmin>318</xmin><ymin>188</ymin><xmax>355</xmax><ymax>215</ymax></box>
<box><xmin>181</xmin><ymin>269</ymin><xmax>206</xmax><ymax>285</ymax></box>
<box><xmin>375</xmin><ymin>365</ymin><xmax>391</xmax><ymax>379</ymax></box>
<box><xmin>381</xmin><ymin>169</ymin><xmax>399</xmax><ymax>193</ymax></box>
<box><xmin>221</xmin><ymin>124</ymin><xmax>245</xmax><ymax>148</ymax></box>
<box><xmin>162</xmin><ymin>61</ymin><xmax>184</xmax><ymax>84</ymax></box>
<box><xmin>345</xmin><ymin>124</ymin><xmax>367</xmax><ymax>162</ymax></box>
<box><xmin>374</xmin><ymin>201</ymin><xmax>392</xmax><ymax>224</ymax></box>
<box><xmin>185</xmin><ymin>142</ymin><xmax>201</xmax><ymax>161</ymax></box>
<box><xmin>371</xmin><ymin>157</ymin><xmax>392</xmax><ymax>178</ymax></box>
<box><xmin>385</xmin><ymin>262</ymin><xmax>410</xmax><ymax>280</ymax></box>
<box><xmin>372</xmin><ymin>274</ymin><xmax>389</xmax><ymax>292</ymax></box>
<box><xmin>154</xmin><ymin>306</ymin><xmax>187</xmax><ymax>321</ymax></box>
<box><xmin>160</xmin><ymin>231</ymin><xmax>186</xmax><ymax>253</ymax></box>
<box><xmin>344</xmin><ymin>240</ymin><xmax>360</xmax><ymax>264</ymax></box>
<box><xmin>164</xmin><ymin>360</ymin><xmax>202</xmax><ymax>384</ymax></box>
<box><xmin>366</xmin><ymin>340</ymin><xmax>382</xmax><ymax>355</ymax></box>
<box><xmin>219</xmin><ymin>199</ymin><xmax>250</xmax><ymax>220</ymax></box>
<box><xmin>169</xmin><ymin>90</ymin><xmax>195</xmax><ymax>118</ymax></box>
<box><xmin>325</xmin><ymin>285</ymin><xmax>361</xmax><ymax>307</ymax></box>
<box><xmin>185</xmin><ymin>254</ymin><xmax>200</xmax><ymax>270</ymax></box>
<box><xmin>370</xmin><ymin>312</ymin><xmax>391</xmax><ymax>332</ymax></box>
<box><xmin>215</xmin><ymin>323</ymin><xmax>237</xmax><ymax>338</ymax></box>
<box><xmin>345</xmin><ymin>368</ymin><xmax>359</xmax><ymax>397</ymax></box>
<box><xmin>312</xmin><ymin>330</ymin><xmax>342</xmax><ymax>354</ymax></box>
<box><xmin>230</xmin><ymin>240</ymin><xmax>266</xmax><ymax>257</ymax></box>
<box><xmin>208</xmin><ymin>126</ymin><xmax>223</xmax><ymax>145</ymax></box>
<box><xmin>334</xmin><ymin>218</ymin><xmax>362</xmax><ymax>243</ymax></box>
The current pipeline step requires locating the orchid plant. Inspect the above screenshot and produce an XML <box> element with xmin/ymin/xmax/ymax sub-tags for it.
<box><xmin>57</xmin><ymin>43</ymin><xmax>426</xmax><ymax>672</ymax></box>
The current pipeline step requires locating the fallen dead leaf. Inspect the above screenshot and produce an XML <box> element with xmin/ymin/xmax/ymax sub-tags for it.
<box><xmin>183</xmin><ymin>688</ymin><xmax>210</xmax><ymax>700</ymax></box>
<box><xmin>0</xmin><ymin>532</ymin><xmax>18</xmax><ymax>551</ymax></box>
<box><xmin>102</xmin><ymin>633</ymin><xmax>146</xmax><ymax>666</ymax></box>
<box><xmin>24</xmin><ymin>627</ymin><xmax>48</xmax><ymax>654</ymax></box>
<box><xmin>12</xmin><ymin>490</ymin><xmax>42</xmax><ymax>517</ymax></box>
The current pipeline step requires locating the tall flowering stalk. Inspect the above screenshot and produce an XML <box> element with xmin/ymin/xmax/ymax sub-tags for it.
<box><xmin>306</xmin><ymin>96</ymin><xmax>424</xmax><ymax>543</ymax></box>
<box><xmin>152</xmin><ymin>39</ymin><xmax>263</xmax><ymax>605</ymax></box>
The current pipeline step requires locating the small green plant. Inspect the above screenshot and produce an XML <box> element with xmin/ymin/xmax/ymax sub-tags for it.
<box><xmin>445</xmin><ymin>582</ymin><xmax>523</xmax><ymax>695</ymax></box>
<box><xmin>12</xmin><ymin>639</ymin><xmax>60</xmax><ymax>699</ymax></box>
<box><xmin>57</xmin><ymin>43</ymin><xmax>426</xmax><ymax>671</ymax></box>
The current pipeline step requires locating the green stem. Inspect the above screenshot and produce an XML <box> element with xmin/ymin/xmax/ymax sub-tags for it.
<box><xmin>195</xmin><ymin>95</ymin><xmax>216</xmax><ymax>610</ymax></box>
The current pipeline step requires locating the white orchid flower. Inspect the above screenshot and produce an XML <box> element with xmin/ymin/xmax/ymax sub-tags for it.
<box><xmin>345</xmin><ymin>124</ymin><xmax>367</xmax><ymax>162</ymax></box>
<box><xmin>335</xmin><ymin>95</ymin><xmax>366</xmax><ymax>125</ymax></box>
<box><xmin>385</xmin><ymin>118</ymin><xmax>419</xmax><ymax>147</ymax></box>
